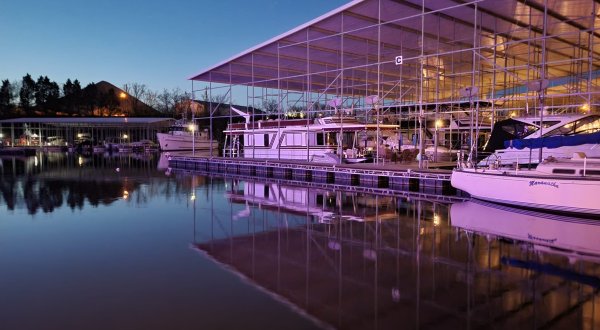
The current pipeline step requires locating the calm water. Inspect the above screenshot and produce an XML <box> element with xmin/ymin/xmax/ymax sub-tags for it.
<box><xmin>1</xmin><ymin>152</ymin><xmax>599</xmax><ymax>330</ymax></box>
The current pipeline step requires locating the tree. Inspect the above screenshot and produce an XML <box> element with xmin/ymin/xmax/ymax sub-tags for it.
<box><xmin>82</xmin><ymin>83</ymin><xmax>98</xmax><ymax>116</ymax></box>
<box><xmin>157</xmin><ymin>89</ymin><xmax>173</xmax><ymax>114</ymax></box>
<box><xmin>102</xmin><ymin>88</ymin><xmax>120</xmax><ymax>116</ymax></box>
<box><xmin>0</xmin><ymin>80</ymin><xmax>14</xmax><ymax>117</ymax></box>
<box><xmin>63</xmin><ymin>79</ymin><xmax>74</xmax><ymax>97</ymax></box>
<box><xmin>262</xmin><ymin>99</ymin><xmax>279</xmax><ymax>116</ymax></box>
<box><xmin>123</xmin><ymin>82</ymin><xmax>147</xmax><ymax>115</ymax></box>
<box><xmin>19</xmin><ymin>74</ymin><xmax>36</xmax><ymax>113</ymax></box>
<box><xmin>142</xmin><ymin>90</ymin><xmax>159</xmax><ymax>112</ymax></box>
<box><xmin>0</xmin><ymin>80</ymin><xmax>12</xmax><ymax>109</ymax></box>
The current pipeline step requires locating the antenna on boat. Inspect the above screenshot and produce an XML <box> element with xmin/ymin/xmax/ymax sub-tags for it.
<box><xmin>459</xmin><ymin>86</ymin><xmax>479</xmax><ymax>167</ymax></box>
<box><xmin>527</xmin><ymin>79</ymin><xmax>549</xmax><ymax>163</ymax></box>
<box><xmin>366</xmin><ymin>95</ymin><xmax>382</xmax><ymax>164</ymax></box>
<box><xmin>328</xmin><ymin>97</ymin><xmax>344</xmax><ymax>164</ymax></box>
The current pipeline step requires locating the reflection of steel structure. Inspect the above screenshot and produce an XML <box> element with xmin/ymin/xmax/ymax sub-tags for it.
<box><xmin>193</xmin><ymin>192</ymin><xmax>600</xmax><ymax>329</ymax></box>
<box><xmin>191</xmin><ymin>0</ymin><xmax>600</xmax><ymax>165</ymax></box>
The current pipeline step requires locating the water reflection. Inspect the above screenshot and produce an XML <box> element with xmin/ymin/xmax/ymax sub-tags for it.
<box><xmin>193</xmin><ymin>179</ymin><xmax>600</xmax><ymax>329</ymax></box>
<box><xmin>0</xmin><ymin>152</ymin><xmax>198</xmax><ymax>214</ymax></box>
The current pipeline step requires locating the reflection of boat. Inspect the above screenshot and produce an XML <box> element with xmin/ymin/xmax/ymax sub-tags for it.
<box><xmin>450</xmin><ymin>200</ymin><xmax>600</xmax><ymax>258</ymax></box>
<box><xmin>45</xmin><ymin>136</ymin><xmax>66</xmax><ymax>146</ymax></box>
<box><xmin>452</xmin><ymin>153</ymin><xmax>600</xmax><ymax>215</ymax></box>
<box><xmin>226</xmin><ymin>180</ymin><xmax>398</xmax><ymax>223</ymax></box>
<box><xmin>130</xmin><ymin>139</ymin><xmax>158</xmax><ymax>152</ymax></box>
<box><xmin>157</xmin><ymin>119</ymin><xmax>217</xmax><ymax>152</ymax></box>
<box><xmin>479</xmin><ymin>113</ymin><xmax>600</xmax><ymax>166</ymax></box>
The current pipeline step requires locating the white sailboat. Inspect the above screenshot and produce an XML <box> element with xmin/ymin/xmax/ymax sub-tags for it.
<box><xmin>452</xmin><ymin>153</ymin><xmax>600</xmax><ymax>216</ymax></box>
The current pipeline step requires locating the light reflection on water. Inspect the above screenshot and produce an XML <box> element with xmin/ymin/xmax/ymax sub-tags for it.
<box><xmin>1</xmin><ymin>152</ymin><xmax>600</xmax><ymax>329</ymax></box>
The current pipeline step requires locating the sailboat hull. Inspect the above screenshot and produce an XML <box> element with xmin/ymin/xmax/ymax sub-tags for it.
<box><xmin>451</xmin><ymin>168</ymin><xmax>600</xmax><ymax>215</ymax></box>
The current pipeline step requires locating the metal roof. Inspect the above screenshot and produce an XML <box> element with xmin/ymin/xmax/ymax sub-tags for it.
<box><xmin>0</xmin><ymin>117</ymin><xmax>173</xmax><ymax>126</ymax></box>
<box><xmin>189</xmin><ymin>0</ymin><xmax>600</xmax><ymax>109</ymax></box>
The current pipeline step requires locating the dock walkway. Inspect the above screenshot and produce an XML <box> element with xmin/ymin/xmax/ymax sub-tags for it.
<box><xmin>168</xmin><ymin>154</ymin><xmax>465</xmax><ymax>198</ymax></box>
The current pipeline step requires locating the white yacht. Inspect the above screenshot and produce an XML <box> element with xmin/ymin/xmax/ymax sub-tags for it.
<box><xmin>479</xmin><ymin>113</ymin><xmax>600</xmax><ymax>166</ymax></box>
<box><xmin>223</xmin><ymin>113</ymin><xmax>398</xmax><ymax>163</ymax></box>
<box><xmin>452</xmin><ymin>153</ymin><xmax>600</xmax><ymax>216</ymax></box>
<box><xmin>157</xmin><ymin>119</ymin><xmax>218</xmax><ymax>152</ymax></box>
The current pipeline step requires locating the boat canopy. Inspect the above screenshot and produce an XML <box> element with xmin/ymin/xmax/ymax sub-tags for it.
<box><xmin>484</xmin><ymin>118</ymin><xmax>539</xmax><ymax>152</ymax></box>
<box><xmin>505</xmin><ymin>131</ymin><xmax>600</xmax><ymax>150</ymax></box>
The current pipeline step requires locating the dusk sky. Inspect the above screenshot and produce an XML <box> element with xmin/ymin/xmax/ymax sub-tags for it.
<box><xmin>0</xmin><ymin>0</ymin><xmax>348</xmax><ymax>93</ymax></box>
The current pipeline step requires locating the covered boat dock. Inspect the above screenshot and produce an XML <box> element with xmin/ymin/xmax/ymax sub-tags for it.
<box><xmin>0</xmin><ymin>117</ymin><xmax>174</xmax><ymax>147</ymax></box>
<box><xmin>188</xmin><ymin>0</ymin><xmax>600</xmax><ymax>165</ymax></box>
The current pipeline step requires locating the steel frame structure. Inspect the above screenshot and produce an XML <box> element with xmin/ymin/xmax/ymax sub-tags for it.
<box><xmin>190</xmin><ymin>0</ymin><xmax>600</xmax><ymax>163</ymax></box>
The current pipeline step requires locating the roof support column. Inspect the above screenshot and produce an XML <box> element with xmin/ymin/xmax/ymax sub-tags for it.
<box><xmin>418</xmin><ymin>0</ymin><xmax>425</xmax><ymax>169</ymax></box>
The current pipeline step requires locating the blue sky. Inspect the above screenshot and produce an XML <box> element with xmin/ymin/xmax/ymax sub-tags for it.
<box><xmin>0</xmin><ymin>0</ymin><xmax>348</xmax><ymax>93</ymax></box>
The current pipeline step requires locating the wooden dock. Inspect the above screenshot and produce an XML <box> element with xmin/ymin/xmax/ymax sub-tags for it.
<box><xmin>168</xmin><ymin>155</ymin><xmax>467</xmax><ymax>199</ymax></box>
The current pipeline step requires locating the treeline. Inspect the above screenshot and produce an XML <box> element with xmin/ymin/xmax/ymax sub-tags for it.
<box><xmin>0</xmin><ymin>74</ymin><xmax>196</xmax><ymax>118</ymax></box>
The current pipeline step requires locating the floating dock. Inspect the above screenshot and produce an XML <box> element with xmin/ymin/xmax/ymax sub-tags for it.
<box><xmin>168</xmin><ymin>156</ymin><xmax>466</xmax><ymax>198</ymax></box>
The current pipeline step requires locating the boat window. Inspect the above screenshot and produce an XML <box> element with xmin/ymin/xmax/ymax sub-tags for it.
<box><xmin>544</xmin><ymin>115</ymin><xmax>600</xmax><ymax>136</ymax></box>
<box><xmin>581</xmin><ymin>170</ymin><xmax>600</xmax><ymax>176</ymax></box>
<box><xmin>501</xmin><ymin>122</ymin><xmax>538</xmax><ymax>138</ymax></box>
<box><xmin>533</xmin><ymin>120</ymin><xmax>561</xmax><ymax>128</ymax></box>
<box><xmin>284</xmin><ymin>133</ymin><xmax>302</xmax><ymax>146</ymax></box>
<box><xmin>316</xmin><ymin>133</ymin><xmax>324</xmax><ymax>146</ymax></box>
<box><xmin>552</xmin><ymin>168</ymin><xmax>576</xmax><ymax>174</ymax></box>
<box><xmin>326</xmin><ymin>133</ymin><xmax>337</xmax><ymax>146</ymax></box>
<box><xmin>263</xmin><ymin>134</ymin><xmax>269</xmax><ymax>146</ymax></box>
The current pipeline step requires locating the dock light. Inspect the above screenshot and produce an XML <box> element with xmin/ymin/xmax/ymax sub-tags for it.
<box><xmin>77</xmin><ymin>133</ymin><xmax>83</xmax><ymax>138</ymax></box>
<box><xmin>433</xmin><ymin>214</ymin><xmax>440</xmax><ymax>226</ymax></box>
<box><xmin>435</xmin><ymin>119</ymin><xmax>443</xmax><ymax>129</ymax></box>
<box><xmin>119</xmin><ymin>92</ymin><xmax>127</xmax><ymax>99</ymax></box>
<box><xmin>0</xmin><ymin>132</ymin><xmax>3</xmax><ymax>138</ymax></box>
<box><xmin>123</xmin><ymin>190</ymin><xmax>129</xmax><ymax>199</ymax></box>
<box><xmin>123</xmin><ymin>134</ymin><xmax>128</xmax><ymax>139</ymax></box>
<box><xmin>190</xmin><ymin>194</ymin><xmax>196</xmax><ymax>201</ymax></box>
<box><xmin>78</xmin><ymin>156</ymin><xmax>83</xmax><ymax>166</ymax></box>
<box><xmin>188</xmin><ymin>124</ymin><xmax>197</xmax><ymax>132</ymax></box>
<box><xmin>581</xmin><ymin>103</ymin><xmax>591</xmax><ymax>113</ymax></box>
<box><xmin>509</xmin><ymin>111</ymin><xmax>517</xmax><ymax>118</ymax></box>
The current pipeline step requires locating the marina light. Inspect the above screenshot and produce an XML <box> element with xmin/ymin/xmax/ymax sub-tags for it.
<box><xmin>123</xmin><ymin>190</ymin><xmax>129</xmax><ymax>199</ymax></box>
<box><xmin>0</xmin><ymin>132</ymin><xmax>3</xmax><ymax>138</ymax></box>
<box><xmin>188</xmin><ymin>124</ymin><xmax>197</xmax><ymax>132</ymax></box>
<box><xmin>78</xmin><ymin>156</ymin><xmax>83</xmax><ymax>166</ymax></box>
<box><xmin>433</xmin><ymin>214</ymin><xmax>440</xmax><ymax>226</ymax></box>
<box><xmin>119</xmin><ymin>92</ymin><xmax>127</xmax><ymax>99</ymax></box>
<box><xmin>581</xmin><ymin>103</ymin><xmax>591</xmax><ymax>112</ymax></box>
<box><xmin>123</xmin><ymin>134</ymin><xmax>128</xmax><ymax>139</ymax></box>
<box><xmin>77</xmin><ymin>133</ymin><xmax>83</xmax><ymax>138</ymax></box>
<box><xmin>190</xmin><ymin>193</ymin><xmax>196</xmax><ymax>201</ymax></box>
<box><xmin>435</xmin><ymin>119</ymin><xmax>443</xmax><ymax>129</ymax></box>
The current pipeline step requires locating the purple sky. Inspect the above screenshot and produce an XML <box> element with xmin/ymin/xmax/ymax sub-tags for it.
<box><xmin>0</xmin><ymin>0</ymin><xmax>348</xmax><ymax>93</ymax></box>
